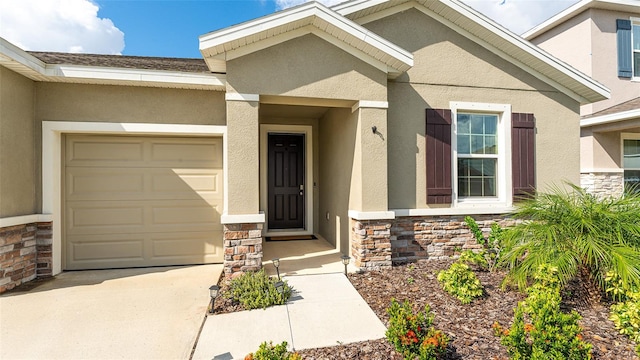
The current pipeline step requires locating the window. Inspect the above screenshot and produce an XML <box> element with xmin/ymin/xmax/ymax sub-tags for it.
<box><xmin>456</xmin><ymin>114</ymin><xmax>498</xmax><ymax>197</ymax></box>
<box><xmin>425</xmin><ymin>103</ymin><xmax>535</xmax><ymax>207</ymax></box>
<box><xmin>624</xmin><ymin>138</ymin><xmax>640</xmax><ymax>193</ymax></box>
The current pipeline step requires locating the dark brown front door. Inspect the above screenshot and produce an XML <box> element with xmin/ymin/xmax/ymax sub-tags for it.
<box><xmin>268</xmin><ymin>133</ymin><xmax>305</xmax><ymax>229</ymax></box>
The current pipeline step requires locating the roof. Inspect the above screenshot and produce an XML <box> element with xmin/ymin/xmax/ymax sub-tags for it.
<box><xmin>198</xmin><ymin>1</ymin><xmax>414</xmax><ymax>78</ymax></box>
<box><xmin>28</xmin><ymin>52</ymin><xmax>210</xmax><ymax>73</ymax></box>
<box><xmin>0</xmin><ymin>38</ymin><xmax>225</xmax><ymax>90</ymax></box>
<box><xmin>581</xmin><ymin>96</ymin><xmax>640</xmax><ymax>127</ymax></box>
<box><xmin>523</xmin><ymin>0</ymin><xmax>640</xmax><ymax>40</ymax></box>
<box><xmin>332</xmin><ymin>0</ymin><xmax>610</xmax><ymax>104</ymax></box>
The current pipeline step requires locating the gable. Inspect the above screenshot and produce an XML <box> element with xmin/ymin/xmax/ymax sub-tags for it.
<box><xmin>226</xmin><ymin>33</ymin><xmax>387</xmax><ymax>101</ymax></box>
<box><xmin>363</xmin><ymin>8</ymin><xmax>557</xmax><ymax>93</ymax></box>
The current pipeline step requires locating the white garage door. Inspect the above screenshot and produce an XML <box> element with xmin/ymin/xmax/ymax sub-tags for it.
<box><xmin>64</xmin><ymin>135</ymin><xmax>224</xmax><ymax>270</ymax></box>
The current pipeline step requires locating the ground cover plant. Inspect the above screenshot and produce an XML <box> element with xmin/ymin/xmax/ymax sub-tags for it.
<box><xmin>225</xmin><ymin>269</ymin><xmax>292</xmax><ymax>310</ymax></box>
<box><xmin>386</xmin><ymin>299</ymin><xmax>448</xmax><ymax>359</ymax></box>
<box><xmin>245</xmin><ymin>341</ymin><xmax>301</xmax><ymax>360</ymax></box>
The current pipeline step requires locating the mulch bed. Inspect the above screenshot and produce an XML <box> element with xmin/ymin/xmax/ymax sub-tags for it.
<box><xmin>218</xmin><ymin>260</ymin><xmax>639</xmax><ymax>359</ymax></box>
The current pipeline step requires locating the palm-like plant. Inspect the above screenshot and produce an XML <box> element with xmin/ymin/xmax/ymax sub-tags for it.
<box><xmin>500</xmin><ymin>183</ymin><xmax>640</xmax><ymax>292</ymax></box>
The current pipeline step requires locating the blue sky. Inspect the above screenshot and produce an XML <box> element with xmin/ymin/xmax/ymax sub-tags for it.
<box><xmin>0</xmin><ymin>0</ymin><xmax>579</xmax><ymax>58</ymax></box>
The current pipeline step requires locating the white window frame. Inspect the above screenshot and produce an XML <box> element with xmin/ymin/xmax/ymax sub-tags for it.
<box><xmin>632</xmin><ymin>17</ymin><xmax>640</xmax><ymax>79</ymax></box>
<box><xmin>450</xmin><ymin>102</ymin><xmax>512</xmax><ymax>208</ymax></box>
<box><xmin>621</xmin><ymin>133</ymin><xmax>640</xmax><ymax>191</ymax></box>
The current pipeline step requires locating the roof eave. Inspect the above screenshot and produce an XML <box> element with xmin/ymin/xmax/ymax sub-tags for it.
<box><xmin>581</xmin><ymin>108</ymin><xmax>640</xmax><ymax>127</ymax></box>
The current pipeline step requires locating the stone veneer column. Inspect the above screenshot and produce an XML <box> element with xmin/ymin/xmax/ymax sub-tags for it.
<box><xmin>351</xmin><ymin>219</ymin><xmax>392</xmax><ymax>270</ymax></box>
<box><xmin>0</xmin><ymin>221</ymin><xmax>53</xmax><ymax>293</ymax></box>
<box><xmin>223</xmin><ymin>223</ymin><xmax>263</xmax><ymax>278</ymax></box>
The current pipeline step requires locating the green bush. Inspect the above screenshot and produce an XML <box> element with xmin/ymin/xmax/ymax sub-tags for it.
<box><xmin>499</xmin><ymin>183</ymin><xmax>640</xmax><ymax>291</ymax></box>
<box><xmin>386</xmin><ymin>299</ymin><xmax>449</xmax><ymax>360</ymax></box>
<box><xmin>606</xmin><ymin>271</ymin><xmax>640</xmax><ymax>355</ymax></box>
<box><xmin>494</xmin><ymin>264</ymin><xmax>592</xmax><ymax>360</ymax></box>
<box><xmin>458</xmin><ymin>250</ymin><xmax>488</xmax><ymax>269</ymax></box>
<box><xmin>244</xmin><ymin>341</ymin><xmax>300</xmax><ymax>360</ymax></box>
<box><xmin>437</xmin><ymin>262</ymin><xmax>483</xmax><ymax>304</ymax></box>
<box><xmin>226</xmin><ymin>270</ymin><xmax>292</xmax><ymax>309</ymax></box>
<box><xmin>463</xmin><ymin>217</ymin><xmax>504</xmax><ymax>272</ymax></box>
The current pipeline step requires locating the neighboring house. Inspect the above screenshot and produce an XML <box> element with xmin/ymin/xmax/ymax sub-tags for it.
<box><xmin>0</xmin><ymin>0</ymin><xmax>608</xmax><ymax>293</ymax></box>
<box><xmin>524</xmin><ymin>0</ymin><xmax>640</xmax><ymax>197</ymax></box>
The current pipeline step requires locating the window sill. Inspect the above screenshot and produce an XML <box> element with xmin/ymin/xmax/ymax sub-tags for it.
<box><xmin>394</xmin><ymin>206</ymin><xmax>516</xmax><ymax>217</ymax></box>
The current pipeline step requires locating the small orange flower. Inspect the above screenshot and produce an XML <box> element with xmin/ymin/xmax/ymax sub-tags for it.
<box><xmin>423</xmin><ymin>336</ymin><xmax>439</xmax><ymax>346</ymax></box>
<box><xmin>502</xmin><ymin>329</ymin><xmax>510</xmax><ymax>336</ymax></box>
<box><xmin>524</xmin><ymin>324</ymin><xmax>534</xmax><ymax>332</ymax></box>
<box><xmin>576</xmin><ymin>334</ymin><xmax>583</xmax><ymax>341</ymax></box>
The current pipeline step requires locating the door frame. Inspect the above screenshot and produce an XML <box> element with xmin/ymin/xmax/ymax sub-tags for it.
<box><xmin>260</xmin><ymin>124</ymin><xmax>313</xmax><ymax>236</ymax></box>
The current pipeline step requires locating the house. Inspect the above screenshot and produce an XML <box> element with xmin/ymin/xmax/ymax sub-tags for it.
<box><xmin>523</xmin><ymin>0</ymin><xmax>640</xmax><ymax>197</ymax></box>
<box><xmin>0</xmin><ymin>0</ymin><xmax>609</xmax><ymax>293</ymax></box>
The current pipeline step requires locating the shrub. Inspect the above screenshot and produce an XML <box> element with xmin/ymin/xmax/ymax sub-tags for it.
<box><xmin>437</xmin><ymin>262</ymin><xmax>483</xmax><ymax>304</ymax></box>
<box><xmin>244</xmin><ymin>341</ymin><xmax>301</xmax><ymax>360</ymax></box>
<box><xmin>494</xmin><ymin>264</ymin><xmax>592</xmax><ymax>360</ymax></box>
<box><xmin>463</xmin><ymin>217</ymin><xmax>504</xmax><ymax>272</ymax></box>
<box><xmin>499</xmin><ymin>183</ymin><xmax>640</xmax><ymax>291</ymax></box>
<box><xmin>605</xmin><ymin>271</ymin><xmax>640</xmax><ymax>355</ymax></box>
<box><xmin>226</xmin><ymin>270</ymin><xmax>292</xmax><ymax>309</ymax></box>
<box><xmin>386</xmin><ymin>299</ymin><xmax>449</xmax><ymax>360</ymax></box>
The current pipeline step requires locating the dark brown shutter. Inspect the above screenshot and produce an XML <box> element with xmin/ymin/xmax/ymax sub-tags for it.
<box><xmin>426</xmin><ymin>109</ymin><xmax>452</xmax><ymax>204</ymax></box>
<box><xmin>511</xmin><ymin>113</ymin><xmax>536</xmax><ymax>200</ymax></box>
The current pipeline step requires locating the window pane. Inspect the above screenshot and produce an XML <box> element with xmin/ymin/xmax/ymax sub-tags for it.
<box><xmin>625</xmin><ymin>170</ymin><xmax>640</xmax><ymax>194</ymax></box>
<box><xmin>635</xmin><ymin>52</ymin><xmax>640</xmax><ymax>77</ymax></box>
<box><xmin>485</xmin><ymin>135</ymin><xmax>497</xmax><ymax>154</ymax></box>
<box><xmin>471</xmin><ymin>117</ymin><xmax>484</xmax><ymax>134</ymax></box>
<box><xmin>458</xmin><ymin>159</ymin><xmax>497</xmax><ymax>197</ymax></box>
<box><xmin>458</xmin><ymin>115</ymin><xmax>470</xmax><ymax>134</ymax></box>
<box><xmin>457</xmin><ymin>135</ymin><xmax>470</xmax><ymax>154</ymax></box>
<box><xmin>634</xmin><ymin>25</ymin><xmax>640</xmax><ymax>50</ymax></box>
<box><xmin>624</xmin><ymin>139</ymin><xmax>640</xmax><ymax>168</ymax></box>
<box><xmin>484</xmin><ymin>116</ymin><xmax>497</xmax><ymax>134</ymax></box>
<box><xmin>471</xmin><ymin>135</ymin><xmax>485</xmax><ymax>154</ymax></box>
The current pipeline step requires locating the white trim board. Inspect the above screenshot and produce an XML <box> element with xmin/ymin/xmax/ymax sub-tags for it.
<box><xmin>42</xmin><ymin>121</ymin><xmax>227</xmax><ymax>275</ymax></box>
<box><xmin>259</xmin><ymin>124</ymin><xmax>314</xmax><ymax>237</ymax></box>
<box><xmin>0</xmin><ymin>214</ymin><xmax>53</xmax><ymax>228</ymax></box>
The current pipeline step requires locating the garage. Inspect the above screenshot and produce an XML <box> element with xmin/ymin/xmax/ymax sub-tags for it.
<box><xmin>64</xmin><ymin>135</ymin><xmax>224</xmax><ymax>270</ymax></box>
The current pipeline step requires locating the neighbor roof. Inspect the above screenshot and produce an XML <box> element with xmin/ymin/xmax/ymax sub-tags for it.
<box><xmin>581</xmin><ymin>96</ymin><xmax>640</xmax><ymax>127</ymax></box>
<box><xmin>522</xmin><ymin>0</ymin><xmax>640</xmax><ymax>40</ymax></box>
<box><xmin>198</xmin><ymin>1</ymin><xmax>414</xmax><ymax>78</ymax></box>
<box><xmin>332</xmin><ymin>0</ymin><xmax>610</xmax><ymax>104</ymax></box>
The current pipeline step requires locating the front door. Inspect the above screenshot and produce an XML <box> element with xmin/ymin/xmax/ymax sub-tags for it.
<box><xmin>268</xmin><ymin>133</ymin><xmax>305</xmax><ymax>229</ymax></box>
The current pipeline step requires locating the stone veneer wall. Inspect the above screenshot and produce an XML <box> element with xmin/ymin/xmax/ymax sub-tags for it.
<box><xmin>223</xmin><ymin>223</ymin><xmax>263</xmax><ymax>278</ymax></box>
<box><xmin>0</xmin><ymin>222</ymin><xmax>53</xmax><ymax>293</ymax></box>
<box><xmin>581</xmin><ymin>172</ymin><xmax>624</xmax><ymax>199</ymax></box>
<box><xmin>351</xmin><ymin>215</ymin><xmax>516</xmax><ymax>269</ymax></box>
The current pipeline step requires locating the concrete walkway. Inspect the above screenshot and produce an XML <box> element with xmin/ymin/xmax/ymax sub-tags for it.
<box><xmin>0</xmin><ymin>264</ymin><xmax>222</xmax><ymax>360</ymax></box>
<box><xmin>192</xmin><ymin>273</ymin><xmax>387</xmax><ymax>360</ymax></box>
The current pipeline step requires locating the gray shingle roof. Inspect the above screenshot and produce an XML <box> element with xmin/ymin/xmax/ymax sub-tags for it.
<box><xmin>27</xmin><ymin>51</ymin><xmax>211</xmax><ymax>73</ymax></box>
<box><xmin>583</xmin><ymin>97</ymin><xmax>640</xmax><ymax>119</ymax></box>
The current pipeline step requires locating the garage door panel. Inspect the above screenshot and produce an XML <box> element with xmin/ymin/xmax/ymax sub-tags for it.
<box><xmin>64</xmin><ymin>134</ymin><xmax>224</xmax><ymax>270</ymax></box>
<box><xmin>152</xmin><ymin>231</ymin><xmax>223</xmax><ymax>259</ymax></box>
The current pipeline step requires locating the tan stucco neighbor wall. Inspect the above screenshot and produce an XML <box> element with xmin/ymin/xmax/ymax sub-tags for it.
<box><xmin>0</xmin><ymin>67</ymin><xmax>37</xmax><ymax>217</ymax></box>
<box><xmin>318</xmin><ymin>107</ymin><xmax>358</xmax><ymax>252</ymax></box>
<box><xmin>363</xmin><ymin>8</ymin><xmax>580</xmax><ymax>209</ymax></box>
<box><xmin>226</xmin><ymin>34</ymin><xmax>387</xmax><ymax>102</ymax></box>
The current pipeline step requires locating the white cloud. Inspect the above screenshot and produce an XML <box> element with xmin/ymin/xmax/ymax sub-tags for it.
<box><xmin>275</xmin><ymin>0</ymin><xmax>579</xmax><ymax>35</ymax></box>
<box><xmin>0</xmin><ymin>0</ymin><xmax>124</xmax><ymax>54</ymax></box>
<box><xmin>462</xmin><ymin>0</ymin><xmax>579</xmax><ymax>34</ymax></box>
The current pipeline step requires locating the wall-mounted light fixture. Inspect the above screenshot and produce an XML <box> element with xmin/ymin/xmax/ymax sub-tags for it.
<box><xmin>371</xmin><ymin>126</ymin><xmax>377</xmax><ymax>134</ymax></box>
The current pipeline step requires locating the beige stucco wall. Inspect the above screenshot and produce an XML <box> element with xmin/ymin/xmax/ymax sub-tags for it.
<box><xmin>581</xmin><ymin>125</ymin><xmax>640</xmax><ymax>170</ymax></box>
<box><xmin>0</xmin><ymin>67</ymin><xmax>37</xmax><ymax>217</ymax></box>
<box><xmin>36</xmin><ymin>83</ymin><xmax>226</xmax><ymax>125</ymax></box>
<box><xmin>318</xmin><ymin>107</ymin><xmax>358</xmax><ymax>252</ymax></box>
<box><xmin>226</xmin><ymin>34</ymin><xmax>387</xmax><ymax>102</ymax></box>
<box><xmin>363</xmin><ymin>8</ymin><xmax>580</xmax><ymax>209</ymax></box>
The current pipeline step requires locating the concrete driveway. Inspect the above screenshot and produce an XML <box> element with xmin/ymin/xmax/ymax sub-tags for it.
<box><xmin>0</xmin><ymin>264</ymin><xmax>221</xmax><ymax>360</ymax></box>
